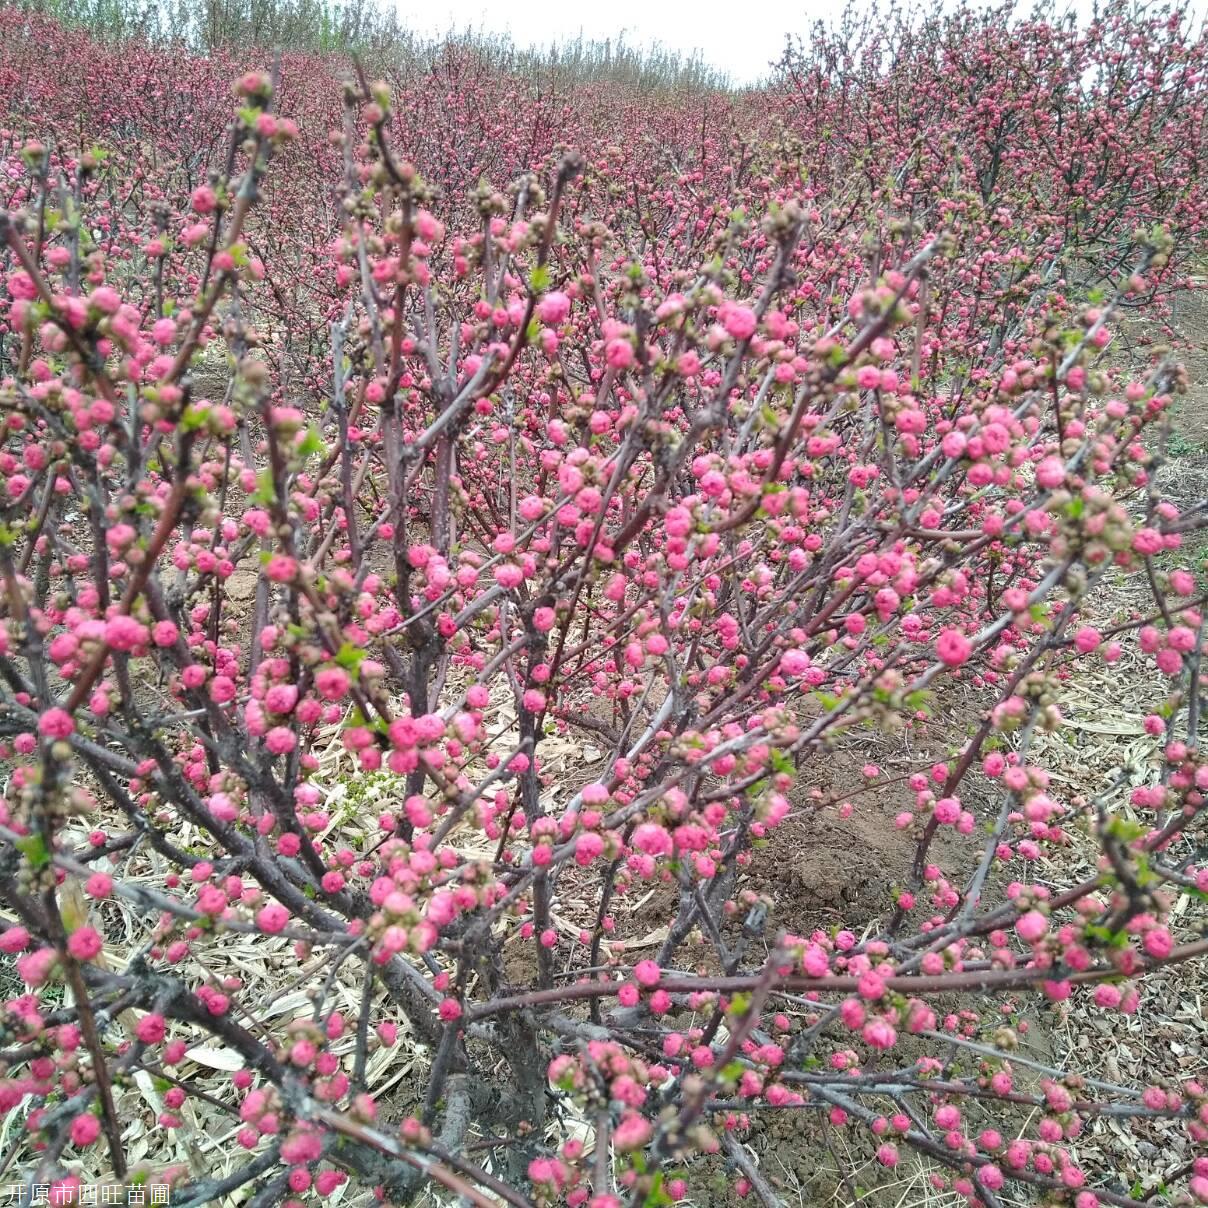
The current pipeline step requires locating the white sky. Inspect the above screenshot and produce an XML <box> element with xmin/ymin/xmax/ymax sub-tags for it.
<box><xmin>391</xmin><ymin>0</ymin><xmax>1053</xmax><ymax>85</ymax></box>
<box><xmin>395</xmin><ymin>0</ymin><xmax>843</xmax><ymax>85</ymax></box>
<box><xmin>395</xmin><ymin>0</ymin><xmax>1208</xmax><ymax>86</ymax></box>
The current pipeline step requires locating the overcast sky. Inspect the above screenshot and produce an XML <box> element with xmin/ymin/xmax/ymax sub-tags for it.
<box><xmin>396</xmin><ymin>0</ymin><xmax>849</xmax><ymax>85</ymax></box>
<box><xmin>396</xmin><ymin>0</ymin><xmax>1208</xmax><ymax>86</ymax></box>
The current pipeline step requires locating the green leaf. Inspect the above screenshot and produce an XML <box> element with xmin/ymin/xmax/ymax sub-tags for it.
<box><xmin>298</xmin><ymin>426</ymin><xmax>324</xmax><ymax>458</ymax></box>
<box><xmin>17</xmin><ymin>834</ymin><xmax>50</xmax><ymax>869</ymax></box>
<box><xmin>726</xmin><ymin>992</ymin><xmax>752</xmax><ymax>1018</ymax></box>
<box><xmin>1084</xmin><ymin>923</ymin><xmax>1128</xmax><ymax>949</ymax></box>
<box><xmin>769</xmin><ymin>749</ymin><xmax>794</xmax><ymax>777</ymax></box>
<box><xmin>334</xmin><ymin>643</ymin><xmax>367</xmax><ymax>673</ymax></box>
<box><xmin>529</xmin><ymin>264</ymin><xmax>551</xmax><ymax>292</ymax></box>
<box><xmin>253</xmin><ymin>469</ymin><xmax>276</xmax><ymax>505</ymax></box>
<box><xmin>180</xmin><ymin>404</ymin><xmax>209</xmax><ymax>432</ymax></box>
<box><xmin>642</xmin><ymin>1172</ymin><xmax>672</xmax><ymax>1208</ymax></box>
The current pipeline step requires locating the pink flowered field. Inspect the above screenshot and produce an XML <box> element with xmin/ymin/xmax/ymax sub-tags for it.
<box><xmin>1</xmin><ymin>2</ymin><xmax>1208</xmax><ymax>1205</ymax></box>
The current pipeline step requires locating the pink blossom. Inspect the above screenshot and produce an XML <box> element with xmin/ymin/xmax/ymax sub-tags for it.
<box><xmin>1016</xmin><ymin>910</ymin><xmax>1048</xmax><ymax>943</ymax></box>
<box><xmin>634</xmin><ymin>960</ymin><xmax>661</xmax><ymax>987</ymax></box>
<box><xmin>613</xmin><ymin>1112</ymin><xmax>652</xmax><ymax>1151</ymax></box>
<box><xmin>70</xmin><ymin>1113</ymin><xmax>101</xmax><ymax>1147</ymax></box>
<box><xmin>605</xmin><ymin>337</ymin><xmax>634</xmax><ymax>369</ymax></box>
<box><xmin>66</xmin><ymin>926</ymin><xmax>102</xmax><ymax>961</ymax></box>
<box><xmin>537</xmin><ymin>292</ymin><xmax>570</xmax><ymax>324</ymax></box>
<box><xmin>257</xmin><ymin>903</ymin><xmax>289</xmax><ymax>933</ymax></box>
<box><xmin>85</xmin><ymin>873</ymin><xmax>113</xmax><ymax>899</ymax></box>
<box><xmin>38</xmin><ymin>708</ymin><xmax>75</xmax><ymax>740</ymax></box>
<box><xmin>104</xmin><ymin>615</ymin><xmax>147</xmax><ymax>651</ymax></box>
<box><xmin>977</xmin><ymin>1164</ymin><xmax>1005</xmax><ymax>1191</ymax></box>
<box><xmin>1143</xmin><ymin>926</ymin><xmax>1173</xmax><ymax>959</ymax></box>
<box><xmin>935</xmin><ymin>629</ymin><xmax>972</xmax><ymax>667</ymax></box>
<box><xmin>17</xmin><ymin>947</ymin><xmax>57</xmax><ymax>985</ymax></box>
<box><xmin>264</xmin><ymin>726</ymin><xmax>296</xmax><ymax>755</ymax></box>
<box><xmin>721</xmin><ymin>303</ymin><xmax>757</xmax><ymax>340</ymax></box>
<box><xmin>0</xmin><ymin>926</ymin><xmax>31</xmax><ymax>953</ymax></box>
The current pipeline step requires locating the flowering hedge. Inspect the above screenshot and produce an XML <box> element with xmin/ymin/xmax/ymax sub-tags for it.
<box><xmin>2</xmin><ymin>2</ymin><xmax>1208</xmax><ymax>1205</ymax></box>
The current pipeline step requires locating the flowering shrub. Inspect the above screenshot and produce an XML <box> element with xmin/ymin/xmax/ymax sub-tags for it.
<box><xmin>2</xmin><ymin>2</ymin><xmax>1208</xmax><ymax>1205</ymax></box>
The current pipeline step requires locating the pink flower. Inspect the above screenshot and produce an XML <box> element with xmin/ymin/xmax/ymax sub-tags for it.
<box><xmin>17</xmin><ymin>947</ymin><xmax>57</xmax><ymax>985</ymax></box>
<box><xmin>67</xmin><ymin>926</ymin><xmax>102</xmax><ymax>961</ymax></box>
<box><xmin>632</xmin><ymin>823</ymin><xmax>672</xmax><ymax>856</ymax></box>
<box><xmin>38</xmin><ymin>708</ymin><xmax>75</xmax><ymax>740</ymax></box>
<box><xmin>280</xmin><ymin>1130</ymin><xmax>323</xmax><ymax>1164</ymax></box>
<box><xmin>0</xmin><ymin>926</ymin><xmax>31</xmax><ymax>953</ymax></box>
<box><xmin>1074</xmin><ymin>626</ymin><xmax>1101</xmax><ymax>653</ymax></box>
<box><xmin>634</xmin><ymin>960</ymin><xmax>661</xmax><ymax>987</ymax></box>
<box><xmin>857</xmin><ymin>971</ymin><xmax>885</xmax><ymax>1000</ymax></box>
<box><xmin>721</xmin><ymin>303</ymin><xmax>757</xmax><ymax>340</ymax></box>
<box><xmin>934</xmin><ymin>796</ymin><xmax>961</xmax><ymax>824</ymax></box>
<box><xmin>264</xmin><ymin>726</ymin><xmax>296</xmax><ymax>755</ymax></box>
<box><xmin>265</xmin><ymin>684</ymin><xmax>298</xmax><ymax>714</ymax></box>
<box><xmin>862</xmin><ymin>1018</ymin><xmax>896</xmax><ymax>1049</ymax></box>
<box><xmin>191</xmin><ymin>185</ymin><xmax>217</xmax><ymax>213</ymax></box>
<box><xmin>136</xmin><ymin>1014</ymin><xmax>166</xmax><ymax>1044</ymax></box>
<box><xmin>528</xmin><ymin>1157</ymin><xmax>556</xmax><ymax>1184</ymax></box>
<box><xmin>257</xmin><ymin>903</ymin><xmax>289</xmax><ymax>934</ymax></box>
<box><xmin>6</xmin><ymin>271</ymin><xmax>37</xmax><ymax>300</ymax></box>
<box><xmin>574</xmin><ymin>832</ymin><xmax>604</xmax><ymax>865</ymax></box>
<box><xmin>315</xmin><ymin>666</ymin><xmax>351</xmax><ymax>701</ymax></box>
<box><xmin>85</xmin><ymin>873</ymin><xmax>113</xmax><ymax>899</ymax></box>
<box><xmin>780</xmin><ymin>648</ymin><xmax>810</xmax><ymax>676</ymax></box>
<box><xmin>613</xmin><ymin>1112</ymin><xmax>652</xmax><ymax>1151</ymax></box>
<box><xmin>210</xmin><ymin>675</ymin><xmax>235</xmax><ymax>702</ymax></box>
<box><xmin>605</xmin><ymin>337</ymin><xmax>634</xmax><ymax>369</ymax></box>
<box><xmin>265</xmin><ymin>554</ymin><xmax>298</xmax><ymax>583</ymax></box>
<box><xmin>1035</xmin><ymin>456</ymin><xmax>1066</xmax><ymax>489</ymax></box>
<box><xmin>936</xmin><ymin>629</ymin><xmax>973</xmax><ymax>667</ymax></box>
<box><xmin>438</xmin><ymin>997</ymin><xmax>462</xmax><ymax>1022</ymax></box>
<box><xmin>1133</xmin><ymin>527</ymin><xmax>1163</xmax><ymax>555</ymax></box>
<box><xmin>413</xmin><ymin>210</ymin><xmax>444</xmax><ymax>242</ymax></box>
<box><xmin>70</xmin><ymin>1113</ymin><xmax>101</xmax><ymax>1147</ymax></box>
<box><xmin>104</xmin><ymin>615</ymin><xmax>147</xmax><ymax>651</ymax></box>
<box><xmin>1143</xmin><ymin>926</ymin><xmax>1173</xmax><ymax>959</ymax></box>
<box><xmin>977</xmin><ymin>1164</ymin><xmax>1005</xmax><ymax>1190</ymax></box>
<box><xmin>1016</xmin><ymin>910</ymin><xmax>1049</xmax><ymax>943</ymax></box>
<box><xmin>537</xmin><ymin>291</ymin><xmax>570</xmax><ymax>324</ymax></box>
<box><xmin>89</xmin><ymin>286</ymin><xmax>121</xmax><ymax>314</ymax></box>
